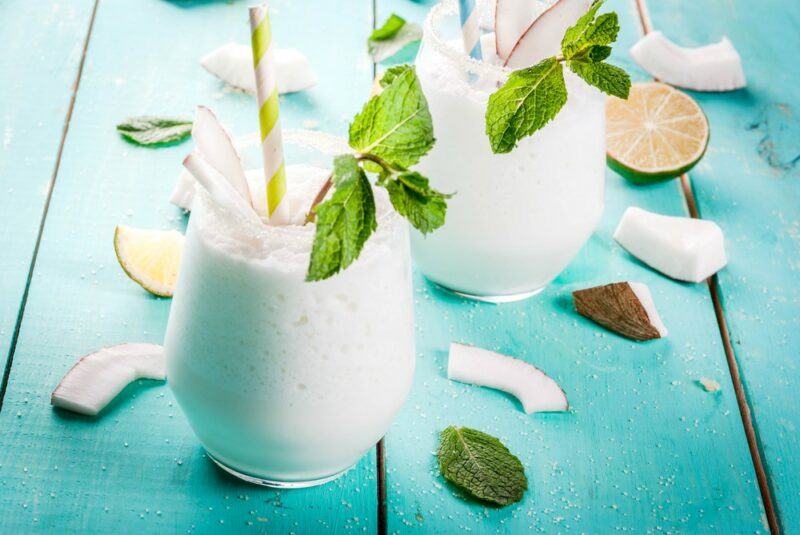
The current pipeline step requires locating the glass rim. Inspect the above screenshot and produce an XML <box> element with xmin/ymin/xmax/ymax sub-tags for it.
<box><xmin>424</xmin><ymin>0</ymin><xmax>513</xmax><ymax>77</ymax></box>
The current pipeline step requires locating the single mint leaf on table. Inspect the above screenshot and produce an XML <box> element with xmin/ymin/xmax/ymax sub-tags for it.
<box><xmin>368</xmin><ymin>15</ymin><xmax>422</xmax><ymax>63</ymax></box>
<box><xmin>306</xmin><ymin>154</ymin><xmax>376</xmax><ymax>282</ymax></box>
<box><xmin>567</xmin><ymin>59</ymin><xmax>631</xmax><ymax>98</ymax></box>
<box><xmin>437</xmin><ymin>426</ymin><xmax>528</xmax><ymax>506</ymax></box>
<box><xmin>383</xmin><ymin>171</ymin><xmax>451</xmax><ymax>235</ymax></box>
<box><xmin>349</xmin><ymin>65</ymin><xmax>434</xmax><ymax>168</ymax></box>
<box><xmin>370</xmin><ymin>13</ymin><xmax>406</xmax><ymax>41</ymax></box>
<box><xmin>485</xmin><ymin>57</ymin><xmax>567</xmax><ymax>154</ymax></box>
<box><xmin>116</xmin><ymin>116</ymin><xmax>192</xmax><ymax>146</ymax></box>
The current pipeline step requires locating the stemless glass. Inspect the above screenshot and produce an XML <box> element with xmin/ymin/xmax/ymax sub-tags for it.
<box><xmin>164</xmin><ymin>133</ymin><xmax>415</xmax><ymax>487</ymax></box>
<box><xmin>412</xmin><ymin>0</ymin><xmax>606</xmax><ymax>302</ymax></box>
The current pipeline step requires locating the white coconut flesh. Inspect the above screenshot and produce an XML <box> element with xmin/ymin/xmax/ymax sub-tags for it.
<box><xmin>51</xmin><ymin>343</ymin><xmax>166</xmax><ymax>416</ymax></box>
<box><xmin>448</xmin><ymin>343</ymin><xmax>568</xmax><ymax>414</ymax></box>
<box><xmin>628</xmin><ymin>282</ymin><xmax>668</xmax><ymax>338</ymax></box>
<box><xmin>494</xmin><ymin>0</ymin><xmax>546</xmax><ymax>61</ymax></box>
<box><xmin>191</xmin><ymin>106</ymin><xmax>252</xmax><ymax>207</ymax></box>
<box><xmin>183</xmin><ymin>151</ymin><xmax>261</xmax><ymax>224</ymax></box>
<box><xmin>614</xmin><ymin>206</ymin><xmax>728</xmax><ymax>283</ymax></box>
<box><xmin>630</xmin><ymin>31</ymin><xmax>746</xmax><ymax>92</ymax></box>
<box><xmin>504</xmin><ymin>0</ymin><xmax>591</xmax><ymax>68</ymax></box>
<box><xmin>201</xmin><ymin>43</ymin><xmax>318</xmax><ymax>95</ymax></box>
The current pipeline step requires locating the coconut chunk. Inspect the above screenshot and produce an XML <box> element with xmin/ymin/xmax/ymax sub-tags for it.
<box><xmin>504</xmin><ymin>0</ymin><xmax>591</xmax><ymax>68</ymax></box>
<box><xmin>51</xmin><ymin>343</ymin><xmax>165</xmax><ymax>416</ymax></box>
<box><xmin>191</xmin><ymin>106</ymin><xmax>252</xmax><ymax>207</ymax></box>
<box><xmin>630</xmin><ymin>31</ymin><xmax>746</xmax><ymax>92</ymax></box>
<box><xmin>573</xmin><ymin>282</ymin><xmax>667</xmax><ymax>341</ymax></box>
<box><xmin>183</xmin><ymin>151</ymin><xmax>261</xmax><ymax>224</ymax></box>
<box><xmin>169</xmin><ymin>169</ymin><xmax>196</xmax><ymax>211</ymax></box>
<box><xmin>494</xmin><ymin>0</ymin><xmax>545</xmax><ymax>61</ymax></box>
<box><xmin>448</xmin><ymin>343</ymin><xmax>568</xmax><ymax>414</ymax></box>
<box><xmin>201</xmin><ymin>43</ymin><xmax>317</xmax><ymax>95</ymax></box>
<box><xmin>614</xmin><ymin>207</ymin><xmax>728</xmax><ymax>283</ymax></box>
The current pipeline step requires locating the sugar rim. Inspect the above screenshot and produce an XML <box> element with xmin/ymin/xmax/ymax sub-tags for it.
<box><xmin>424</xmin><ymin>0</ymin><xmax>513</xmax><ymax>78</ymax></box>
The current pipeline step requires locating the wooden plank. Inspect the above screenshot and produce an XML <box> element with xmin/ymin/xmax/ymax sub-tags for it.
<box><xmin>0</xmin><ymin>0</ymin><xmax>95</xmax><ymax>376</ymax></box>
<box><xmin>378</xmin><ymin>0</ymin><xmax>768</xmax><ymax>532</ymax></box>
<box><xmin>643</xmin><ymin>0</ymin><xmax>800</xmax><ymax>529</ymax></box>
<box><xmin>0</xmin><ymin>0</ymin><xmax>377</xmax><ymax>531</ymax></box>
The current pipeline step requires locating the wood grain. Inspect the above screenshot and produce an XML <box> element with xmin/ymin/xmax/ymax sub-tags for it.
<box><xmin>0</xmin><ymin>0</ymin><xmax>377</xmax><ymax>531</ymax></box>
<box><xmin>644</xmin><ymin>0</ymin><xmax>800</xmax><ymax>530</ymax></box>
<box><xmin>377</xmin><ymin>0</ymin><xmax>768</xmax><ymax>532</ymax></box>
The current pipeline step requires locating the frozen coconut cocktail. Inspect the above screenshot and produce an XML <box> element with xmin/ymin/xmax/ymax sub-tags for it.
<box><xmin>412</xmin><ymin>0</ymin><xmax>631</xmax><ymax>301</ymax></box>
<box><xmin>164</xmin><ymin>6</ymin><xmax>449</xmax><ymax>487</ymax></box>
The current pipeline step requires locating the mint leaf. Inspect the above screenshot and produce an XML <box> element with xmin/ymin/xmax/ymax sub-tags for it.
<box><xmin>370</xmin><ymin>14</ymin><xmax>406</xmax><ymax>41</ymax></box>
<box><xmin>567</xmin><ymin>60</ymin><xmax>631</xmax><ymax>98</ymax></box>
<box><xmin>306</xmin><ymin>155</ymin><xmax>376</xmax><ymax>281</ymax></box>
<box><xmin>368</xmin><ymin>18</ymin><xmax>422</xmax><ymax>63</ymax></box>
<box><xmin>379</xmin><ymin>65</ymin><xmax>411</xmax><ymax>88</ymax></box>
<box><xmin>561</xmin><ymin>1</ymin><xmax>617</xmax><ymax>59</ymax></box>
<box><xmin>485</xmin><ymin>57</ymin><xmax>567</xmax><ymax>154</ymax></box>
<box><xmin>384</xmin><ymin>172</ymin><xmax>450</xmax><ymax>235</ymax></box>
<box><xmin>437</xmin><ymin>426</ymin><xmax>527</xmax><ymax>506</ymax></box>
<box><xmin>587</xmin><ymin>45</ymin><xmax>612</xmax><ymax>62</ymax></box>
<box><xmin>349</xmin><ymin>65</ymin><xmax>434</xmax><ymax>168</ymax></box>
<box><xmin>116</xmin><ymin>116</ymin><xmax>192</xmax><ymax>146</ymax></box>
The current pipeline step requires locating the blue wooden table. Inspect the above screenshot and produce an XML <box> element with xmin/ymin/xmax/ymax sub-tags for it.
<box><xmin>0</xmin><ymin>0</ymin><xmax>796</xmax><ymax>532</ymax></box>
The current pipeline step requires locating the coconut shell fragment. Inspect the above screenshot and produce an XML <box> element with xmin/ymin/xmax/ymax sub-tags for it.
<box><xmin>573</xmin><ymin>282</ymin><xmax>667</xmax><ymax>341</ymax></box>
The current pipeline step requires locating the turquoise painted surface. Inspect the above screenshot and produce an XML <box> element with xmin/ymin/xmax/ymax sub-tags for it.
<box><xmin>0</xmin><ymin>0</ymin><xmax>376</xmax><ymax>531</ymax></box>
<box><xmin>645</xmin><ymin>0</ymin><xmax>800</xmax><ymax>529</ymax></box>
<box><xmin>378</xmin><ymin>0</ymin><xmax>767</xmax><ymax>532</ymax></box>
<box><xmin>0</xmin><ymin>0</ymin><xmax>95</xmax><ymax>372</ymax></box>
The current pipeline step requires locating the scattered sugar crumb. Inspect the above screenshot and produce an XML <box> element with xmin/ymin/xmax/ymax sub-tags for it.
<box><xmin>698</xmin><ymin>377</ymin><xmax>721</xmax><ymax>392</ymax></box>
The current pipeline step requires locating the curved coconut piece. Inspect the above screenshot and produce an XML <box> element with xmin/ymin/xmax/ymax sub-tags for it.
<box><xmin>183</xmin><ymin>152</ymin><xmax>261</xmax><ymax>224</ymax></box>
<box><xmin>494</xmin><ymin>0</ymin><xmax>543</xmax><ymax>61</ymax></box>
<box><xmin>448</xmin><ymin>343</ymin><xmax>568</xmax><ymax>414</ymax></box>
<box><xmin>505</xmin><ymin>0</ymin><xmax>591</xmax><ymax>68</ymax></box>
<box><xmin>51</xmin><ymin>343</ymin><xmax>165</xmax><ymax>416</ymax></box>
<box><xmin>630</xmin><ymin>31</ymin><xmax>746</xmax><ymax>92</ymax></box>
<box><xmin>192</xmin><ymin>106</ymin><xmax>252</xmax><ymax>207</ymax></box>
<box><xmin>201</xmin><ymin>43</ymin><xmax>318</xmax><ymax>95</ymax></box>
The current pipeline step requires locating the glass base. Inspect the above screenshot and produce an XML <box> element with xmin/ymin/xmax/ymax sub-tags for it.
<box><xmin>208</xmin><ymin>451</ymin><xmax>352</xmax><ymax>488</ymax></box>
<box><xmin>432</xmin><ymin>281</ymin><xmax>545</xmax><ymax>303</ymax></box>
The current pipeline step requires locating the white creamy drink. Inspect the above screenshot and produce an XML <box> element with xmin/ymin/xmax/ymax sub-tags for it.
<box><xmin>164</xmin><ymin>164</ymin><xmax>415</xmax><ymax>486</ymax></box>
<box><xmin>412</xmin><ymin>1</ymin><xmax>606</xmax><ymax>301</ymax></box>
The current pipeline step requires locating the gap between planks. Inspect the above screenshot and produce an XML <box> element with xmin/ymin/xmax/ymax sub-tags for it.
<box><xmin>0</xmin><ymin>0</ymin><xmax>101</xmax><ymax>413</ymax></box>
<box><xmin>634</xmin><ymin>0</ymin><xmax>780</xmax><ymax>532</ymax></box>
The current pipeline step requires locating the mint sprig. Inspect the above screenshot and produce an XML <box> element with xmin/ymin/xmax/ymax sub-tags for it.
<box><xmin>437</xmin><ymin>426</ymin><xmax>528</xmax><ymax>506</ymax></box>
<box><xmin>307</xmin><ymin>66</ymin><xmax>449</xmax><ymax>281</ymax></box>
<box><xmin>485</xmin><ymin>0</ymin><xmax>631</xmax><ymax>154</ymax></box>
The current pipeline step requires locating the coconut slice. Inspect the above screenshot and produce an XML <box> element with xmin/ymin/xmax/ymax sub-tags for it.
<box><xmin>192</xmin><ymin>106</ymin><xmax>252</xmax><ymax>207</ymax></box>
<box><xmin>494</xmin><ymin>0</ymin><xmax>544</xmax><ymax>61</ymax></box>
<box><xmin>448</xmin><ymin>343</ymin><xmax>568</xmax><ymax>414</ymax></box>
<box><xmin>504</xmin><ymin>0</ymin><xmax>590</xmax><ymax>68</ymax></box>
<box><xmin>630</xmin><ymin>31</ymin><xmax>746</xmax><ymax>92</ymax></box>
<box><xmin>573</xmin><ymin>282</ymin><xmax>667</xmax><ymax>340</ymax></box>
<box><xmin>51</xmin><ymin>343</ymin><xmax>165</xmax><ymax>416</ymax></box>
<box><xmin>614</xmin><ymin>207</ymin><xmax>727</xmax><ymax>283</ymax></box>
<box><xmin>183</xmin><ymin>151</ymin><xmax>261</xmax><ymax>224</ymax></box>
<box><xmin>170</xmin><ymin>169</ymin><xmax>196</xmax><ymax>211</ymax></box>
<box><xmin>201</xmin><ymin>43</ymin><xmax>317</xmax><ymax>95</ymax></box>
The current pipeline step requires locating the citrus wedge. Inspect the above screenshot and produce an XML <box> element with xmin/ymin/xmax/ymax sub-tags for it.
<box><xmin>606</xmin><ymin>82</ymin><xmax>709</xmax><ymax>184</ymax></box>
<box><xmin>114</xmin><ymin>226</ymin><xmax>184</xmax><ymax>297</ymax></box>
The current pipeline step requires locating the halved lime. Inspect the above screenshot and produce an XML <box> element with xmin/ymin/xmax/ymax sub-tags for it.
<box><xmin>114</xmin><ymin>225</ymin><xmax>184</xmax><ymax>297</ymax></box>
<box><xmin>606</xmin><ymin>82</ymin><xmax>709</xmax><ymax>184</ymax></box>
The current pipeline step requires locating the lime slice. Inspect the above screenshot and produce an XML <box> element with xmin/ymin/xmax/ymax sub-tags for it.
<box><xmin>606</xmin><ymin>82</ymin><xmax>709</xmax><ymax>184</ymax></box>
<box><xmin>114</xmin><ymin>226</ymin><xmax>184</xmax><ymax>297</ymax></box>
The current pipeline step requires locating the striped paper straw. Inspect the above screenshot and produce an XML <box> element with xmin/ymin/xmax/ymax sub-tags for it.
<box><xmin>249</xmin><ymin>4</ymin><xmax>289</xmax><ymax>224</ymax></box>
<box><xmin>458</xmin><ymin>0</ymin><xmax>483</xmax><ymax>60</ymax></box>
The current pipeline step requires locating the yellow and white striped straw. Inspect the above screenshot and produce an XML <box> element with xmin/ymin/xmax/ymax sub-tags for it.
<box><xmin>249</xmin><ymin>4</ymin><xmax>289</xmax><ymax>224</ymax></box>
